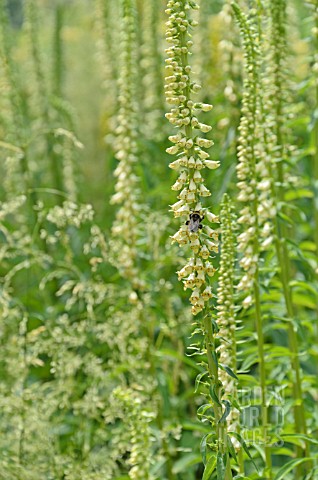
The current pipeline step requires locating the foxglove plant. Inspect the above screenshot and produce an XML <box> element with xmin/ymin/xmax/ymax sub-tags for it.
<box><xmin>165</xmin><ymin>0</ymin><xmax>219</xmax><ymax>316</ymax></box>
<box><xmin>110</xmin><ymin>0</ymin><xmax>144</xmax><ymax>290</ymax></box>
<box><xmin>232</xmin><ymin>3</ymin><xmax>272</xmax><ymax>474</ymax></box>
<box><xmin>165</xmin><ymin>2</ymin><xmax>237</xmax><ymax>478</ymax></box>
<box><xmin>263</xmin><ymin>0</ymin><xmax>309</xmax><ymax>459</ymax></box>
<box><xmin>112</xmin><ymin>387</ymin><xmax>153</xmax><ymax>480</ymax></box>
<box><xmin>233</xmin><ymin>6</ymin><xmax>273</xmax><ymax>306</ymax></box>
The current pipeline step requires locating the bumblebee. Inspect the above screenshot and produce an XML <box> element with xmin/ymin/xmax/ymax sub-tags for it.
<box><xmin>186</xmin><ymin>211</ymin><xmax>204</xmax><ymax>233</ymax></box>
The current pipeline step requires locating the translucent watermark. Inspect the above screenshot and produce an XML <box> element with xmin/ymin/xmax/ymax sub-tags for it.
<box><xmin>236</xmin><ymin>386</ymin><xmax>285</xmax><ymax>446</ymax></box>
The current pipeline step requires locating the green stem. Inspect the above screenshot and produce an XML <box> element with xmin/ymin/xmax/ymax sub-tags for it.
<box><xmin>261</xmin><ymin>109</ymin><xmax>308</xmax><ymax>463</ymax></box>
<box><xmin>178</xmin><ymin>3</ymin><xmax>231</xmax><ymax>476</ymax></box>
<box><xmin>18</xmin><ymin>316</ymin><xmax>28</xmax><ymax>478</ymax></box>
<box><xmin>276</xmin><ymin>233</ymin><xmax>306</xmax><ymax>435</ymax></box>
<box><xmin>53</xmin><ymin>3</ymin><xmax>64</xmax><ymax>97</ymax></box>
<box><xmin>262</xmin><ymin>2</ymin><xmax>310</xmax><ymax>473</ymax></box>
<box><xmin>272</xmin><ymin>41</ymin><xmax>308</xmax><ymax>457</ymax></box>
<box><xmin>248</xmin><ymin>21</ymin><xmax>272</xmax><ymax>478</ymax></box>
<box><xmin>238</xmin><ymin>447</ymin><xmax>244</xmax><ymax>475</ymax></box>
<box><xmin>232</xmin><ymin>6</ymin><xmax>272</xmax><ymax>475</ymax></box>
<box><xmin>275</xmin><ymin>160</ymin><xmax>309</xmax><ymax>473</ymax></box>
<box><xmin>203</xmin><ymin>314</ymin><xmax>232</xmax><ymax>480</ymax></box>
<box><xmin>254</xmin><ymin>274</ymin><xmax>271</xmax><ymax>477</ymax></box>
<box><xmin>313</xmin><ymin>5</ymin><xmax>318</xmax><ymax>373</ymax></box>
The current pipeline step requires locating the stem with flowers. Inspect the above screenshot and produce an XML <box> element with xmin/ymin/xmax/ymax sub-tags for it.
<box><xmin>217</xmin><ymin>194</ymin><xmax>243</xmax><ymax>473</ymax></box>
<box><xmin>165</xmin><ymin>1</ymin><xmax>234</xmax><ymax>477</ymax></box>
<box><xmin>110</xmin><ymin>0</ymin><xmax>144</xmax><ymax>291</ymax></box>
<box><xmin>232</xmin><ymin>4</ymin><xmax>272</xmax><ymax>476</ymax></box>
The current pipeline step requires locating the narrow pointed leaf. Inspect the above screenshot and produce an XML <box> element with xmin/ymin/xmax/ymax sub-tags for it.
<box><xmin>274</xmin><ymin>457</ymin><xmax>312</xmax><ymax>480</ymax></box>
<box><xmin>202</xmin><ymin>454</ymin><xmax>217</xmax><ymax>480</ymax></box>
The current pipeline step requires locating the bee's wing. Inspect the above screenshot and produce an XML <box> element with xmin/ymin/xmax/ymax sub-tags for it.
<box><xmin>189</xmin><ymin>218</ymin><xmax>199</xmax><ymax>232</ymax></box>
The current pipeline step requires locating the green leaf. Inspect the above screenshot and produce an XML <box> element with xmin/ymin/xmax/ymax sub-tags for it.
<box><xmin>285</xmin><ymin>189</ymin><xmax>313</xmax><ymax>201</ymax></box>
<box><xmin>172</xmin><ymin>453</ymin><xmax>202</xmax><ymax>474</ymax></box>
<box><xmin>200</xmin><ymin>434</ymin><xmax>210</xmax><ymax>465</ymax></box>
<box><xmin>210</xmin><ymin>384</ymin><xmax>222</xmax><ymax>406</ymax></box>
<box><xmin>182</xmin><ymin>421</ymin><xmax>210</xmax><ymax>434</ymax></box>
<box><xmin>228</xmin><ymin>395</ymin><xmax>241</xmax><ymax>411</ymax></box>
<box><xmin>289</xmin><ymin>280</ymin><xmax>318</xmax><ymax>298</ymax></box>
<box><xmin>195</xmin><ymin>371</ymin><xmax>208</xmax><ymax>393</ymax></box>
<box><xmin>304</xmin><ymin>468</ymin><xmax>318</xmax><ymax>480</ymax></box>
<box><xmin>212</xmin><ymin>349</ymin><xmax>219</xmax><ymax>367</ymax></box>
<box><xmin>281</xmin><ymin>434</ymin><xmax>318</xmax><ymax>446</ymax></box>
<box><xmin>277</xmin><ymin>211</ymin><xmax>294</xmax><ymax>225</ymax></box>
<box><xmin>219</xmin><ymin>400</ymin><xmax>231</xmax><ymax>424</ymax></box>
<box><xmin>233</xmin><ymin>476</ymin><xmax>253</xmax><ymax>480</ymax></box>
<box><xmin>236</xmin><ymin>374</ymin><xmax>259</xmax><ymax>386</ymax></box>
<box><xmin>197</xmin><ymin>403</ymin><xmax>214</xmax><ymax>418</ymax></box>
<box><xmin>299</xmin><ymin>241</ymin><xmax>317</xmax><ymax>252</ymax></box>
<box><xmin>292</xmin><ymin>292</ymin><xmax>317</xmax><ymax>310</ymax></box>
<box><xmin>227</xmin><ymin>435</ymin><xmax>238</xmax><ymax>463</ymax></box>
<box><xmin>155</xmin><ymin>349</ymin><xmax>201</xmax><ymax>371</ymax></box>
<box><xmin>229</xmin><ymin>432</ymin><xmax>258</xmax><ymax>472</ymax></box>
<box><xmin>221</xmin><ymin>364</ymin><xmax>238</xmax><ymax>380</ymax></box>
<box><xmin>202</xmin><ymin>454</ymin><xmax>217</xmax><ymax>480</ymax></box>
<box><xmin>211</xmin><ymin>318</ymin><xmax>219</xmax><ymax>333</ymax></box>
<box><xmin>239</xmin><ymin>353</ymin><xmax>259</xmax><ymax>371</ymax></box>
<box><xmin>273</xmin><ymin>447</ymin><xmax>294</xmax><ymax>456</ymax></box>
<box><xmin>274</xmin><ymin>457</ymin><xmax>312</xmax><ymax>480</ymax></box>
<box><xmin>216</xmin><ymin>452</ymin><xmax>226</xmax><ymax>479</ymax></box>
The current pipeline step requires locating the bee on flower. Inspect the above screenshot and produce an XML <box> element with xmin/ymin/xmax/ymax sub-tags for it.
<box><xmin>165</xmin><ymin>0</ymin><xmax>219</xmax><ymax>315</ymax></box>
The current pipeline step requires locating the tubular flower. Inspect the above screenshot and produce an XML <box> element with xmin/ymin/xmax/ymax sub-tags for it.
<box><xmin>165</xmin><ymin>0</ymin><xmax>219</xmax><ymax>315</ymax></box>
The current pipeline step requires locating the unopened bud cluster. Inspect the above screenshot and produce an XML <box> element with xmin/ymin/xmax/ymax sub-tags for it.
<box><xmin>165</xmin><ymin>0</ymin><xmax>220</xmax><ymax>315</ymax></box>
<box><xmin>110</xmin><ymin>0</ymin><xmax>141</xmax><ymax>286</ymax></box>
<box><xmin>141</xmin><ymin>0</ymin><xmax>164</xmax><ymax>139</ymax></box>
<box><xmin>216</xmin><ymin>195</ymin><xmax>236</xmax><ymax>376</ymax></box>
